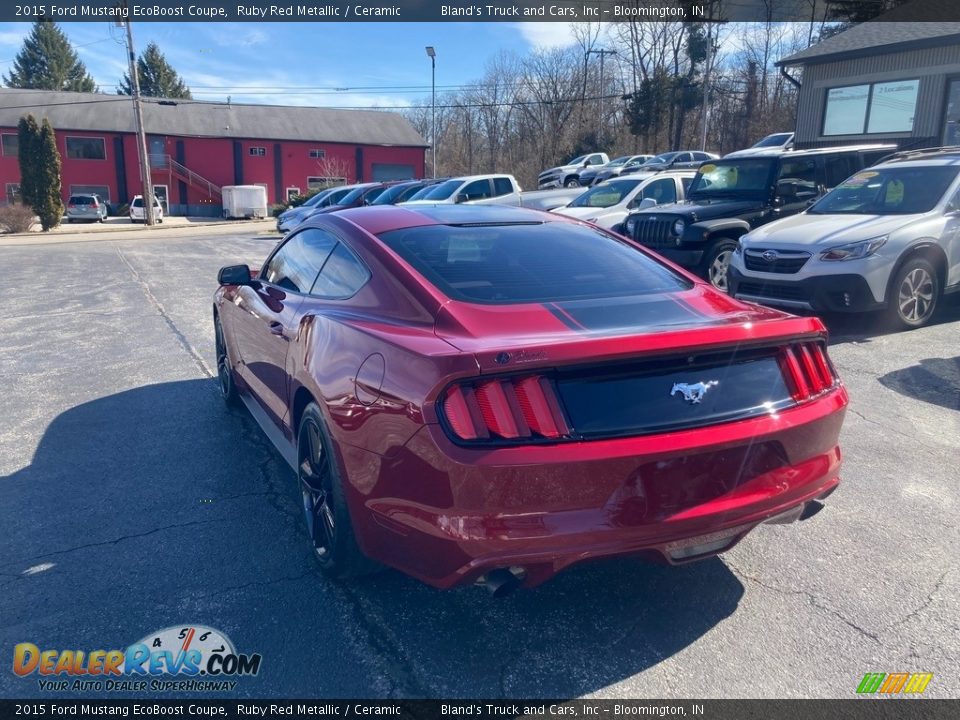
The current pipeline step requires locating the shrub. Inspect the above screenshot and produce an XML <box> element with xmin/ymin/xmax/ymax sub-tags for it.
<box><xmin>270</xmin><ymin>203</ymin><xmax>287</xmax><ymax>217</ymax></box>
<box><xmin>0</xmin><ymin>203</ymin><xmax>37</xmax><ymax>234</ymax></box>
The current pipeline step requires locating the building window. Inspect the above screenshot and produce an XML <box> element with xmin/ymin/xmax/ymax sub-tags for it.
<box><xmin>65</xmin><ymin>136</ymin><xmax>106</xmax><ymax>160</ymax></box>
<box><xmin>249</xmin><ymin>146</ymin><xmax>266</xmax><ymax>157</ymax></box>
<box><xmin>1</xmin><ymin>134</ymin><xmax>18</xmax><ymax>157</ymax></box>
<box><xmin>286</xmin><ymin>187</ymin><xmax>301</xmax><ymax>201</ymax></box>
<box><xmin>309</xmin><ymin>149</ymin><xmax>325</xmax><ymax>159</ymax></box>
<box><xmin>307</xmin><ymin>176</ymin><xmax>346</xmax><ymax>190</ymax></box>
<box><xmin>823</xmin><ymin>79</ymin><xmax>919</xmax><ymax>136</ymax></box>
<box><xmin>5</xmin><ymin>183</ymin><xmax>21</xmax><ymax>205</ymax></box>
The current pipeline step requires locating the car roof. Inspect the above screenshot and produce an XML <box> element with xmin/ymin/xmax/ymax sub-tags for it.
<box><xmin>327</xmin><ymin>203</ymin><xmax>564</xmax><ymax>236</ymax></box>
<box><xmin>443</xmin><ymin>174</ymin><xmax>513</xmax><ymax>182</ymax></box>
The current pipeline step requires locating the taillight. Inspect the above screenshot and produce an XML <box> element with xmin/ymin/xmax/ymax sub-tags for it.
<box><xmin>441</xmin><ymin>375</ymin><xmax>570</xmax><ymax>443</ymax></box>
<box><xmin>781</xmin><ymin>342</ymin><xmax>836</xmax><ymax>401</ymax></box>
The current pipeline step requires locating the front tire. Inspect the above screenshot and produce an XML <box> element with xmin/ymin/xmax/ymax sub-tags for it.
<box><xmin>703</xmin><ymin>239</ymin><xmax>738</xmax><ymax>293</ymax></box>
<box><xmin>888</xmin><ymin>257</ymin><xmax>939</xmax><ymax>329</ymax></box>
<box><xmin>564</xmin><ymin>177</ymin><xmax>581</xmax><ymax>188</ymax></box>
<box><xmin>214</xmin><ymin>316</ymin><xmax>239</xmax><ymax>407</ymax></box>
<box><xmin>297</xmin><ymin>404</ymin><xmax>373</xmax><ymax>578</ymax></box>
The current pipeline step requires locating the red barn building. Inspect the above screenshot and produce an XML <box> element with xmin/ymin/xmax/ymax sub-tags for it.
<box><xmin>0</xmin><ymin>88</ymin><xmax>427</xmax><ymax>215</ymax></box>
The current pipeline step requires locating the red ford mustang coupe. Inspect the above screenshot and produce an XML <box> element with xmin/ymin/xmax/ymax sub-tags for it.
<box><xmin>213</xmin><ymin>204</ymin><xmax>847</xmax><ymax>594</ymax></box>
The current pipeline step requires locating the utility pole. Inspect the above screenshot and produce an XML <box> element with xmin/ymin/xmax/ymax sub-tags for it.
<box><xmin>587</xmin><ymin>49</ymin><xmax>617</xmax><ymax>149</ymax></box>
<box><xmin>122</xmin><ymin>7</ymin><xmax>156</xmax><ymax>226</ymax></box>
<box><xmin>699</xmin><ymin>6</ymin><xmax>715</xmax><ymax>152</ymax></box>
<box><xmin>425</xmin><ymin>46</ymin><xmax>437</xmax><ymax>178</ymax></box>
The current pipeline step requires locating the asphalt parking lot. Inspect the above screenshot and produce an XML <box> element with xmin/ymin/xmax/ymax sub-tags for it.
<box><xmin>0</xmin><ymin>229</ymin><xmax>957</xmax><ymax>699</ymax></box>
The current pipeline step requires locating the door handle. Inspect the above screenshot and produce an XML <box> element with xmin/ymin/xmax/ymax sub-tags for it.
<box><xmin>269</xmin><ymin>322</ymin><xmax>285</xmax><ymax>337</ymax></box>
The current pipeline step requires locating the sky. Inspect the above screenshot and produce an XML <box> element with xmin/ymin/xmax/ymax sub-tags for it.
<box><xmin>0</xmin><ymin>21</ymin><xmax>587</xmax><ymax>109</ymax></box>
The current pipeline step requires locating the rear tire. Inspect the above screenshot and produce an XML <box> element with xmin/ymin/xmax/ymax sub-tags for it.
<box><xmin>703</xmin><ymin>239</ymin><xmax>738</xmax><ymax>293</ymax></box>
<box><xmin>887</xmin><ymin>257</ymin><xmax>939</xmax><ymax>329</ymax></box>
<box><xmin>297</xmin><ymin>403</ymin><xmax>374</xmax><ymax>579</ymax></box>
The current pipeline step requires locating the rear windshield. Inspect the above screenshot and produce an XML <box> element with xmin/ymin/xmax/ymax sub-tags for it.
<box><xmin>378</xmin><ymin>222</ymin><xmax>689</xmax><ymax>304</ymax></box>
<box><xmin>70</xmin><ymin>196</ymin><xmax>94</xmax><ymax>205</ymax></box>
<box><xmin>131</xmin><ymin>198</ymin><xmax>143</xmax><ymax>207</ymax></box>
<box><xmin>809</xmin><ymin>165</ymin><xmax>960</xmax><ymax>215</ymax></box>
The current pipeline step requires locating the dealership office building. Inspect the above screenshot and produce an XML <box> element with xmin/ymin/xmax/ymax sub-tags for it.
<box><xmin>0</xmin><ymin>88</ymin><xmax>427</xmax><ymax>215</ymax></box>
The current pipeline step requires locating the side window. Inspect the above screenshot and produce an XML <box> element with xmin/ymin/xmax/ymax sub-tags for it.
<box><xmin>823</xmin><ymin>155</ymin><xmax>856</xmax><ymax>188</ymax></box>
<box><xmin>675</xmin><ymin>153</ymin><xmax>692</xmax><ymax>164</ymax></box>
<box><xmin>460</xmin><ymin>179</ymin><xmax>492</xmax><ymax>201</ymax></box>
<box><xmin>693</xmin><ymin>152</ymin><xmax>711</xmax><ymax>161</ymax></box>
<box><xmin>588</xmin><ymin>155</ymin><xmax>604</xmax><ymax>165</ymax></box>
<box><xmin>680</xmin><ymin>177</ymin><xmax>694</xmax><ymax>193</ymax></box>
<box><xmin>312</xmin><ymin>242</ymin><xmax>371</xmax><ymax>299</ymax></box>
<box><xmin>776</xmin><ymin>159</ymin><xmax>819</xmax><ymax>201</ymax></box>
<box><xmin>262</xmin><ymin>228</ymin><xmax>337</xmax><ymax>293</ymax></box>
<box><xmin>492</xmin><ymin>177</ymin><xmax>514</xmax><ymax>196</ymax></box>
<box><xmin>642</xmin><ymin>178</ymin><xmax>677</xmax><ymax>204</ymax></box>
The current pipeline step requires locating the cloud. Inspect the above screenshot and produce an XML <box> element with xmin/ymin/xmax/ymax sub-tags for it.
<box><xmin>0</xmin><ymin>29</ymin><xmax>27</xmax><ymax>47</ymax></box>
<box><xmin>513</xmin><ymin>22</ymin><xmax>581</xmax><ymax>49</ymax></box>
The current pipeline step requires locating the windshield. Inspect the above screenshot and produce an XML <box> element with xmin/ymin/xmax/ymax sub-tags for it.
<box><xmin>567</xmin><ymin>155</ymin><xmax>588</xmax><ymax>166</ymax></box>
<box><xmin>378</xmin><ymin>222</ymin><xmax>688</xmax><ymax>304</ymax></box>
<box><xmin>688</xmin><ymin>158</ymin><xmax>775</xmax><ymax>197</ymax></box>
<box><xmin>371</xmin><ymin>183</ymin><xmax>417</xmax><ymax>205</ymax></box>
<box><xmin>302</xmin><ymin>188</ymin><xmax>334</xmax><ymax>207</ymax></box>
<box><xmin>318</xmin><ymin>187</ymin><xmax>351</xmax><ymax>207</ymax></box>
<box><xmin>336</xmin><ymin>186</ymin><xmax>374</xmax><ymax>206</ymax></box>
<box><xmin>753</xmin><ymin>133</ymin><xmax>792</xmax><ymax>148</ymax></box>
<box><xmin>809</xmin><ymin>166</ymin><xmax>960</xmax><ymax>215</ymax></box>
<box><xmin>568</xmin><ymin>179</ymin><xmax>643</xmax><ymax>208</ymax></box>
<box><xmin>409</xmin><ymin>179</ymin><xmax>462</xmax><ymax>201</ymax></box>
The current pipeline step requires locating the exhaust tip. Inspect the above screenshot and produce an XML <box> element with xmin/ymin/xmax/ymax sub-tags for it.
<box><xmin>482</xmin><ymin>567</ymin><xmax>524</xmax><ymax>598</ymax></box>
<box><xmin>799</xmin><ymin>500</ymin><xmax>825</xmax><ymax>521</ymax></box>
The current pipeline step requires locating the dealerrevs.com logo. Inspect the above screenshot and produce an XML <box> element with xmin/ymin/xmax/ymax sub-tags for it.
<box><xmin>12</xmin><ymin>625</ymin><xmax>262</xmax><ymax>692</ymax></box>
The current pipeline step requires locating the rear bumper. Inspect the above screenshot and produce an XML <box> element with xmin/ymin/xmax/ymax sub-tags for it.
<box><xmin>347</xmin><ymin>389</ymin><xmax>847</xmax><ymax>589</ymax></box>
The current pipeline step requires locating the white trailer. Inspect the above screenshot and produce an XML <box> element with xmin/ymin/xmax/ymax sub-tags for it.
<box><xmin>222</xmin><ymin>185</ymin><xmax>268</xmax><ymax>219</ymax></box>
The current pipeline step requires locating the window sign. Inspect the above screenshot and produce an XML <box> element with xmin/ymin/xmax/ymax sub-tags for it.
<box><xmin>823</xmin><ymin>85</ymin><xmax>870</xmax><ymax>136</ymax></box>
<box><xmin>867</xmin><ymin>80</ymin><xmax>919</xmax><ymax>133</ymax></box>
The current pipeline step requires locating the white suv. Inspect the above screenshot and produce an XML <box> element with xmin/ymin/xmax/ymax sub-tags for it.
<box><xmin>728</xmin><ymin>148</ymin><xmax>960</xmax><ymax>329</ymax></box>
<box><xmin>129</xmin><ymin>195</ymin><xmax>164</xmax><ymax>223</ymax></box>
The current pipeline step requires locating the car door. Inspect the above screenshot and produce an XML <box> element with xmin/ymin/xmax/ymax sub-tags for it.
<box><xmin>944</xmin><ymin>185</ymin><xmax>960</xmax><ymax>287</ymax></box>
<box><xmin>772</xmin><ymin>157</ymin><xmax>820</xmax><ymax>221</ymax></box>
<box><xmin>231</xmin><ymin>228</ymin><xmax>337</xmax><ymax>426</ymax></box>
<box><xmin>672</xmin><ymin>152</ymin><xmax>694</xmax><ymax>169</ymax></box>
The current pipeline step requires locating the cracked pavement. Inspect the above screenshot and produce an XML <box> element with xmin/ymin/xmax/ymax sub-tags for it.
<box><xmin>0</xmin><ymin>230</ymin><xmax>958</xmax><ymax>699</ymax></box>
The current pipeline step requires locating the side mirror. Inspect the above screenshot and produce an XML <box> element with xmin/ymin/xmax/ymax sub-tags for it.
<box><xmin>218</xmin><ymin>264</ymin><xmax>252</xmax><ymax>286</ymax></box>
<box><xmin>455</xmin><ymin>193</ymin><xmax>468</xmax><ymax>204</ymax></box>
<box><xmin>637</xmin><ymin>197</ymin><xmax>658</xmax><ymax>210</ymax></box>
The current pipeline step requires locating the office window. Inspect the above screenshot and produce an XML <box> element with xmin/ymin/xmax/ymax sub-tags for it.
<box><xmin>249</xmin><ymin>146</ymin><xmax>266</xmax><ymax>157</ymax></box>
<box><xmin>823</xmin><ymin>80</ymin><xmax>918</xmax><ymax>136</ymax></box>
<box><xmin>1</xmin><ymin>134</ymin><xmax>18</xmax><ymax>157</ymax></box>
<box><xmin>66</xmin><ymin>136</ymin><xmax>106</xmax><ymax>160</ymax></box>
<box><xmin>309</xmin><ymin>149</ymin><xmax>325</xmax><ymax>159</ymax></box>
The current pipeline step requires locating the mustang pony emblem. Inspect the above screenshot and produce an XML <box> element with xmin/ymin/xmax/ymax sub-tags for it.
<box><xmin>670</xmin><ymin>381</ymin><xmax>719</xmax><ymax>404</ymax></box>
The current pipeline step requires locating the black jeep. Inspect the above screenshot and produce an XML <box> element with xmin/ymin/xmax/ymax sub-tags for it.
<box><xmin>622</xmin><ymin>145</ymin><xmax>894</xmax><ymax>291</ymax></box>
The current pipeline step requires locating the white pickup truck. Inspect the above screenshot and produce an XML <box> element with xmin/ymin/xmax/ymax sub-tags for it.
<box><xmin>401</xmin><ymin>174</ymin><xmax>582</xmax><ymax>210</ymax></box>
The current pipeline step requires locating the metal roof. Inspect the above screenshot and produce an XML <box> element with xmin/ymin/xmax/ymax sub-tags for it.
<box><xmin>777</xmin><ymin>20</ymin><xmax>960</xmax><ymax>67</ymax></box>
<box><xmin>0</xmin><ymin>88</ymin><xmax>428</xmax><ymax>147</ymax></box>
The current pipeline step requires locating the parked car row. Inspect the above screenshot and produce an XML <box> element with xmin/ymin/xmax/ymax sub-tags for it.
<box><xmin>619</xmin><ymin>143</ymin><xmax>960</xmax><ymax>329</ymax></box>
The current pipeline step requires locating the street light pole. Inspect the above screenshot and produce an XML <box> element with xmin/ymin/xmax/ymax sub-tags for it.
<box><xmin>426</xmin><ymin>46</ymin><xmax>436</xmax><ymax>178</ymax></box>
<box><xmin>122</xmin><ymin>10</ymin><xmax>156</xmax><ymax>226</ymax></box>
<box><xmin>587</xmin><ymin>49</ymin><xmax>617</xmax><ymax>149</ymax></box>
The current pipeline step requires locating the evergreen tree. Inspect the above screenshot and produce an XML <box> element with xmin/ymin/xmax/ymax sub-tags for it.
<box><xmin>35</xmin><ymin>119</ymin><xmax>63</xmax><ymax>231</ymax></box>
<box><xmin>3</xmin><ymin>20</ymin><xmax>96</xmax><ymax>92</ymax></box>
<box><xmin>16</xmin><ymin>115</ymin><xmax>41</xmax><ymax>209</ymax></box>
<box><xmin>118</xmin><ymin>43</ymin><xmax>192</xmax><ymax>99</ymax></box>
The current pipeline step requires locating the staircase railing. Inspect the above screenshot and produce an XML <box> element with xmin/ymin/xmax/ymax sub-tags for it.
<box><xmin>150</xmin><ymin>154</ymin><xmax>222</xmax><ymax>198</ymax></box>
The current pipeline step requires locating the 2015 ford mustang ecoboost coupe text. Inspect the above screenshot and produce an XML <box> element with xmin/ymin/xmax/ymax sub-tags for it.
<box><xmin>213</xmin><ymin>204</ymin><xmax>847</xmax><ymax>594</ymax></box>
